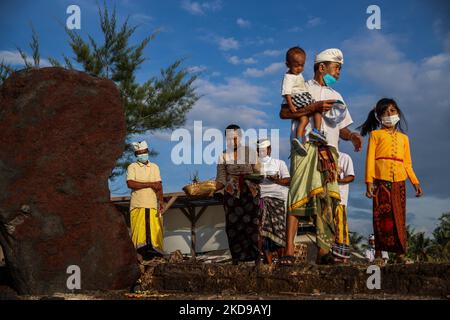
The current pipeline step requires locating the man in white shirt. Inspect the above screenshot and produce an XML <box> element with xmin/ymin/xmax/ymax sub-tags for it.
<box><xmin>279</xmin><ymin>48</ymin><xmax>364</xmax><ymax>265</ymax></box>
<box><xmin>365</xmin><ymin>234</ymin><xmax>389</xmax><ymax>264</ymax></box>
<box><xmin>257</xmin><ymin>139</ymin><xmax>291</xmax><ymax>265</ymax></box>
<box><xmin>332</xmin><ymin>151</ymin><xmax>355</xmax><ymax>262</ymax></box>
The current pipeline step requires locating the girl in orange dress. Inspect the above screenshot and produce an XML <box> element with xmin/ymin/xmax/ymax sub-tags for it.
<box><xmin>358</xmin><ymin>98</ymin><xmax>423</xmax><ymax>263</ymax></box>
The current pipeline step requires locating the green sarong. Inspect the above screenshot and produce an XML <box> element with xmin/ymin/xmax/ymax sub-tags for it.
<box><xmin>287</xmin><ymin>142</ymin><xmax>341</xmax><ymax>253</ymax></box>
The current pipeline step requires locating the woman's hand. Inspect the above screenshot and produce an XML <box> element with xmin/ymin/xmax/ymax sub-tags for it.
<box><xmin>414</xmin><ymin>184</ymin><xmax>423</xmax><ymax>197</ymax></box>
<box><xmin>366</xmin><ymin>183</ymin><xmax>375</xmax><ymax>198</ymax></box>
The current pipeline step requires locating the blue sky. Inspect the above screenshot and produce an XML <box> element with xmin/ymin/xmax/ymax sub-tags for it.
<box><xmin>1</xmin><ymin>0</ymin><xmax>450</xmax><ymax>237</ymax></box>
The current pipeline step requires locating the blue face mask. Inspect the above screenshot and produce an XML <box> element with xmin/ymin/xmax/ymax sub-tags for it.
<box><xmin>323</xmin><ymin>73</ymin><xmax>337</xmax><ymax>87</ymax></box>
<box><xmin>137</xmin><ymin>154</ymin><xmax>149</xmax><ymax>163</ymax></box>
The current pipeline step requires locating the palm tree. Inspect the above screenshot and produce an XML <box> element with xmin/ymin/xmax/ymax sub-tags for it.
<box><xmin>407</xmin><ymin>225</ymin><xmax>433</xmax><ymax>262</ymax></box>
<box><xmin>349</xmin><ymin>231</ymin><xmax>365</xmax><ymax>253</ymax></box>
<box><xmin>430</xmin><ymin>213</ymin><xmax>450</xmax><ymax>261</ymax></box>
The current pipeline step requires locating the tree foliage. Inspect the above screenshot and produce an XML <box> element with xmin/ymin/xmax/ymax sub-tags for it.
<box><xmin>1</xmin><ymin>3</ymin><xmax>199</xmax><ymax>177</ymax></box>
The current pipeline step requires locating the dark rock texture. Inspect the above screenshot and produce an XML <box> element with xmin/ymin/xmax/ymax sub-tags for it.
<box><xmin>140</xmin><ymin>262</ymin><xmax>450</xmax><ymax>298</ymax></box>
<box><xmin>0</xmin><ymin>67</ymin><xmax>139</xmax><ymax>295</ymax></box>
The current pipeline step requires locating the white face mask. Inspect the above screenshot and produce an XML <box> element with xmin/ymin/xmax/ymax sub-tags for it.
<box><xmin>381</xmin><ymin>114</ymin><xmax>400</xmax><ymax>127</ymax></box>
<box><xmin>259</xmin><ymin>155</ymin><xmax>271</xmax><ymax>163</ymax></box>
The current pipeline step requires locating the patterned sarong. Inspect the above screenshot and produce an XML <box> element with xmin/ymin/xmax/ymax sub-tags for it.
<box><xmin>260</xmin><ymin>197</ymin><xmax>286</xmax><ymax>249</ymax></box>
<box><xmin>373</xmin><ymin>180</ymin><xmax>407</xmax><ymax>254</ymax></box>
<box><xmin>287</xmin><ymin>142</ymin><xmax>341</xmax><ymax>253</ymax></box>
<box><xmin>332</xmin><ymin>204</ymin><xmax>350</xmax><ymax>259</ymax></box>
<box><xmin>224</xmin><ymin>180</ymin><xmax>261</xmax><ymax>262</ymax></box>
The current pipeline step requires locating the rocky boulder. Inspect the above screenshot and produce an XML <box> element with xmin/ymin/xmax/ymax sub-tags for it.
<box><xmin>0</xmin><ymin>67</ymin><xmax>139</xmax><ymax>295</ymax></box>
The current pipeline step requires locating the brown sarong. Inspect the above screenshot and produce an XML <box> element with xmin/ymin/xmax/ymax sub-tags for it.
<box><xmin>373</xmin><ymin>180</ymin><xmax>407</xmax><ymax>254</ymax></box>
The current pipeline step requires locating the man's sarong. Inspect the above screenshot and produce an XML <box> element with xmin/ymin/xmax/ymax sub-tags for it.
<box><xmin>373</xmin><ymin>180</ymin><xmax>407</xmax><ymax>254</ymax></box>
<box><xmin>130</xmin><ymin>207</ymin><xmax>164</xmax><ymax>253</ymax></box>
<box><xmin>287</xmin><ymin>142</ymin><xmax>341</xmax><ymax>253</ymax></box>
<box><xmin>332</xmin><ymin>204</ymin><xmax>350</xmax><ymax>259</ymax></box>
<box><xmin>260</xmin><ymin>197</ymin><xmax>286</xmax><ymax>250</ymax></box>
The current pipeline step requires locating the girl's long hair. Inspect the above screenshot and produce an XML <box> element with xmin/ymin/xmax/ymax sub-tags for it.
<box><xmin>357</xmin><ymin>98</ymin><xmax>408</xmax><ymax>136</ymax></box>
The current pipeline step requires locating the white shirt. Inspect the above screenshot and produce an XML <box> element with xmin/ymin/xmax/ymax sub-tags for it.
<box><xmin>290</xmin><ymin>79</ymin><xmax>353</xmax><ymax>151</ymax></box>
<box><xmin>338</xmin><ymin>152</ymin><xmax>355</xmax><ymax>207</ymax></box>
<box><xmin>259</xmin><ymin>157</ymin><xmax>290</xmax><ymax>201</ymax></box>
<box><xmin>365</xmin><ymin>248</ymin><xmax>389</xmax><ymax>262</ymax></box>
<box><xmin>281</xmin><ymin>73</ymin><xmax>308</xmax><ymax>104</ymax></box>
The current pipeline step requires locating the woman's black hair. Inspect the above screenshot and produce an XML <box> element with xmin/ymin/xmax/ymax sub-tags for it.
<box><xmin>225</xmin><ymin>124</ymin><xmax>241</xmax><ymax>131</ymax></box>
<box><xmin>225</xmin><ymin>124</ymin><xmax>241</xmax><ymax>135</ymax></box>
<box><xmin>357</xmin><ymin>98</ymin><xmax>408</xmax><ymax>136</ymax></box>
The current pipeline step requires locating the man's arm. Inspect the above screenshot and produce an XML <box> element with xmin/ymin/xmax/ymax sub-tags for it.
<box><xmin>337</xmin><ymin>175</ymin><xmax>355</xmax><ymax>184</ymax></box>
<box><xmin>269</xmin><ymin>177</ymin><xmax>291</xmax><ymax>186</ymax></box>
<box><xmin>279</xmin><ymin>100</ymin><xmax>335</xmax><ymax>120</ymax></box>
<box><xmin>156</xmin><ymin>182</ymin><xmax>164</xmax><ymax>212</ymax></box>
<box><xmin>127</xmin><ymin>180</ymin><xmax>162</xmax><ymax>192</ymax></box>
<box><xmin>339</xmin><ymin>127</ymin><xmax>363</xmax><ymax>152</ymax></box>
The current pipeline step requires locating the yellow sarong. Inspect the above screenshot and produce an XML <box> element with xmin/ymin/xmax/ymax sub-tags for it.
<box><xmin>335</xmin><ymin>204</ymin><xmax>350</xmax><ymax>246</ymax></box>
<box><xmin>130</xmin><ymin>207</ymin><xmax>164</xmax><ymax>253</ymax></box>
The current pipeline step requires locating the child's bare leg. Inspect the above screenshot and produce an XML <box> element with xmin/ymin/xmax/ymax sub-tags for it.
<box><xmin>296</xmin><ymin>115</ymin><xmax>309</xmax><ymax>141</ymax></box>
<box><xmin>313</xmin><ymin>112</ymin><xmax>322</xmax><ymax>131</ymax></box>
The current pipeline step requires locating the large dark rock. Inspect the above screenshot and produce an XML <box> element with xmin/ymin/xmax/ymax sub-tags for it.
<box><xmin>0</xmin><ymin>67</ymin><xmax>139</xmax><ymax>295</ymax></box>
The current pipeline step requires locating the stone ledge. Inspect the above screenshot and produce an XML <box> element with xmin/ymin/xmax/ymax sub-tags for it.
<box><xmin>140</xmin><ymin>262</ymin><xmax>450</xmax><ymax>298</ymax></box>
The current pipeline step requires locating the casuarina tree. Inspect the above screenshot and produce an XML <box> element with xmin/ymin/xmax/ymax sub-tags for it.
<box><xmin>0</xmin><ymin>3</ymin><xmax>199</xmax><ymax>177</ymax></box>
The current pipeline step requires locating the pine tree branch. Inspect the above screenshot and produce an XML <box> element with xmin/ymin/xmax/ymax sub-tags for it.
<box><xmin>30</xmin><ymin>24</ymin><xmax>40</xmax><ymax>68</ymax></box>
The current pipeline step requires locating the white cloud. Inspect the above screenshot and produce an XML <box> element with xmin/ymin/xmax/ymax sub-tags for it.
<box><xmin>188</xmin><ymin>65</ymin><xmax>208</xmax><ymax>73</ymax></box>
<box><xmin>195</xmin><ymin>77</ymin><xmax>267</xmax><ymax>106</ymax></box>
<box><xmin>307</xmin><ymin>17</ymin><xmax>324</xmax><ymax>28</ymax></box>
<box><xmin>181</xmin><ymin>0</ymin><xmax>222</xmax><ymax>15</ymax></box>
<box><xmin>130</xmin><ymin>13</ymin><xmax>153</xmax><ymax>25</ymax></box>
<box><xmin>245</xmin><ymin>37</ymin><xmax>274</xmax><ymax>46</ymax></box>
<box><xmin>288</xmin><ymin>26</ymin><xmax>303</xmax><ymax>33</ymax></box>
<box><xmin>187</xmin><ymin>77</ymin><xmax>269</xmax><ymax>128</ymax></box>
<box><xmin>407</xmin><ymin>196</ymin><xmax>450</xmax><ymax>236</ymax></box>
<box><xmin>150</xmin><ymin>130</ymin><xmax>173</xmax><ymax>142</ymax></box>
<box><xmin>260</xmin><ymin>49</ymin><xmax>283</xmax><ymax>57</ymax></box>
<box><xmin>227</xmin><ymin>56</ymin><xmax>240</xmax><ymax>65</ymax></box>
<box><xmin>341</xmin><ymin>31</ymin><xmax>450</xmax><ymax>234</ymax></box>
<box><xmin>244</xmin><ymin>62</ymin><xmax>284</xmax><ymax>78</ymax></box>
<box><xmin>236</xmin><ymin>18</ymin><xmax>251</xmax><ymax>28</ymax></box>
<box><xmin>243</xmin><ymin>57</ymin><xmax>257</xmax><ymax>64</ymax></box>
<box><xmin>218</xmin><ymin>37</ymin><xmax>239</xmax><ymax>51</ymax></box>
<box><xmin>227</xmin><ymin>55</ymin><xmax>257</xmax><ymax>65</ymax></box>
<box><xmin>0</xmin><ymin>50</ymin><xmax>51</xmax><ymax>67</ymax></box>
<box><xmin>422</xmin><ymin>53</ymin><xmax>450</xmax><ymax>68</ymax></box>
